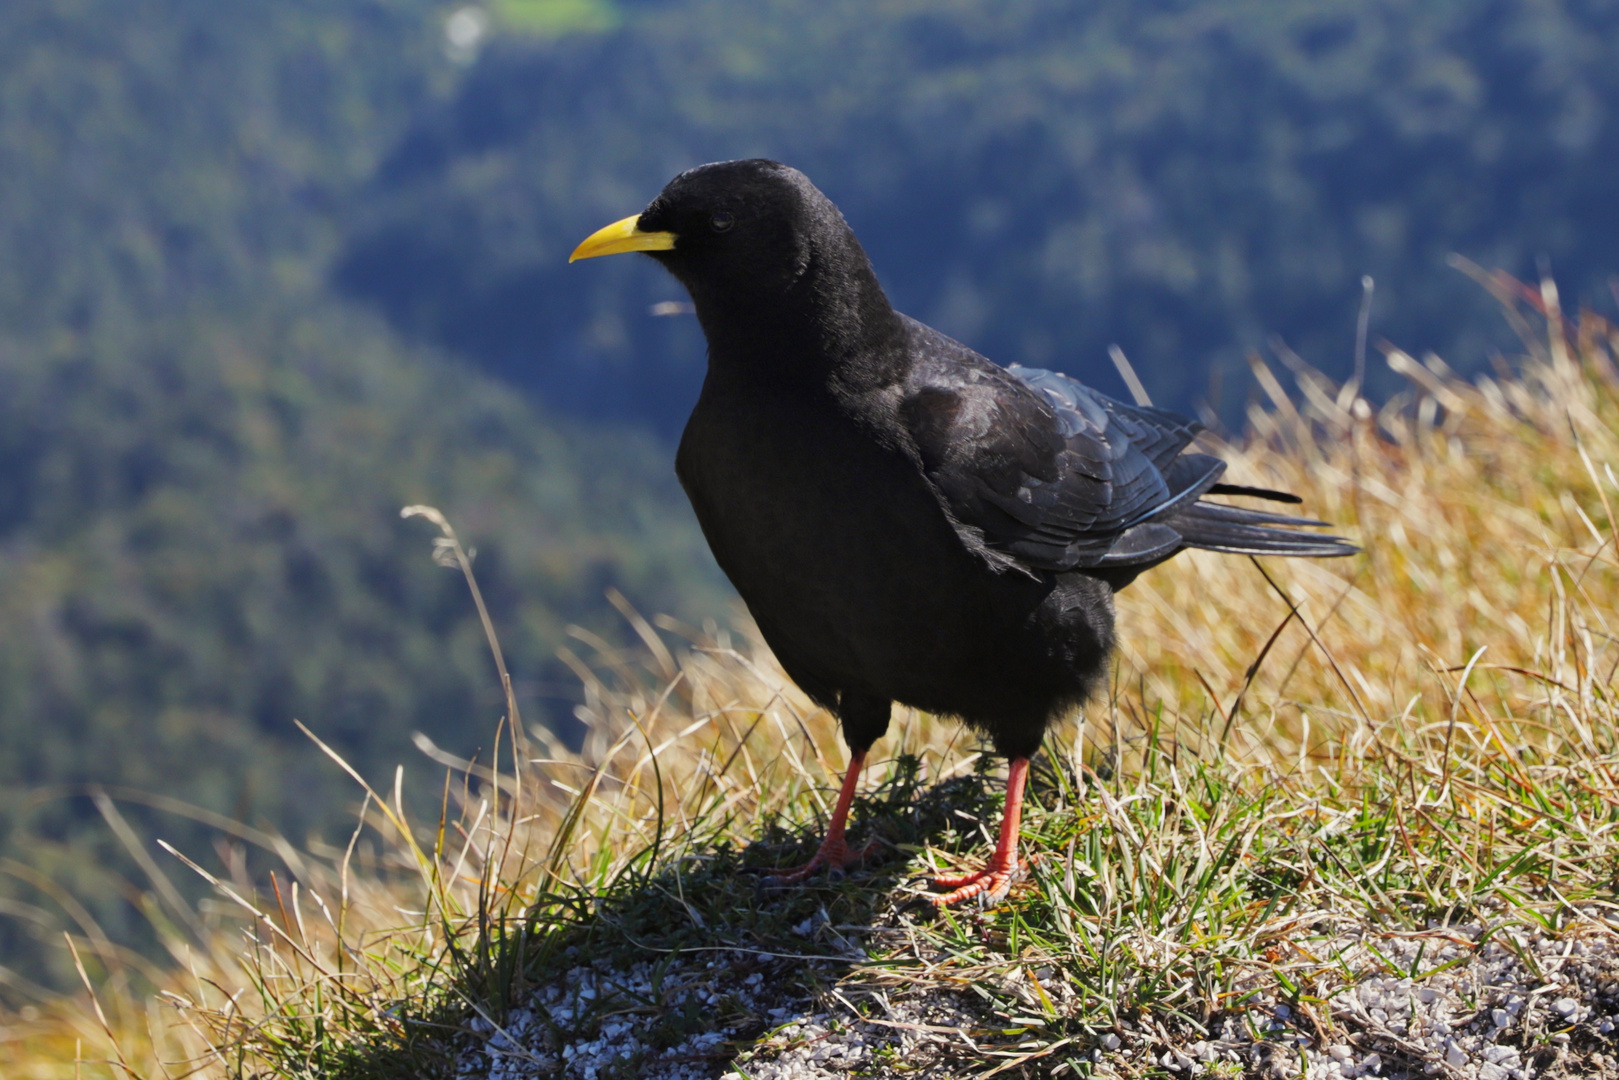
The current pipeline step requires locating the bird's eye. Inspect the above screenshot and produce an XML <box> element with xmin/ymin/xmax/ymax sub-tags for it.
<box><xmin>710</xmin><ymin>212</ymin><xmax>735</xmax><ymax>233</ymax></box>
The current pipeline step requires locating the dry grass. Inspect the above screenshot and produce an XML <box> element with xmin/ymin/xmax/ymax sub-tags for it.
<box><xmin>1118</xmin><ymin>266</ymin><xmax>1619</xmax><ymax>775</ymax></box>
<box><xmin>2</xmin><ymin>269</ymin><xmax>1618</xmax><ymax>1078</ymax></box>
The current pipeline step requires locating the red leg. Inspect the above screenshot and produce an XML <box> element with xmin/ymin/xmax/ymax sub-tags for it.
<box><xmin>933</xmin><ymin>756</ymin><xmax>1030</xmax><ymax>907</ymax></box>
<box><xmin>768</xmin><ymin>749</ymin><xmax>877</xmax><ymax>882</ymax></box>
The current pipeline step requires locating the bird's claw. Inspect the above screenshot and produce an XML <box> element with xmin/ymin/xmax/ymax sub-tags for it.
<box><xmin>931</xmin><ymin>857</ymin><xmax>1029</xmax><ymax>908</ymax></box>
<box><xmin>764</xmin><ymin>838</ymin><xmax>877</xmax><ymax>885</ymax></box>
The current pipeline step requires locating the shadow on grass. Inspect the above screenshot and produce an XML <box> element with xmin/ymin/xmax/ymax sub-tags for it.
<box><xmin>326</xmin><ymin>753</ymin><xmax>1035</xmax><ymax>1080</ymax></box>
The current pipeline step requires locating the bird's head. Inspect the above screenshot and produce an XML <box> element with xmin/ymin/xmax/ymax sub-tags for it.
<box><xmin>571</xmin><ymin>160</ymin><xmax>891</xmax><ymax>343</ymax></box>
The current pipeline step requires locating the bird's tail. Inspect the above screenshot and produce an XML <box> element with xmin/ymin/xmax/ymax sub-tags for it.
<box><xmin>1170</xmin><ymin>499</ymin><xmax>1359</xmax><ymax>558</ymax></box>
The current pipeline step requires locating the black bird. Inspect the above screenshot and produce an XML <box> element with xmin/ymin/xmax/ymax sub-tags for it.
<box><xmin>572</xmin><ymin>160</ymin><xmax>1355</xmax><ymax>906</ymax></box>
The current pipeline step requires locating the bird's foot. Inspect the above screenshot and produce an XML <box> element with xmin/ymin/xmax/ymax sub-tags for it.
<box><xmin>766</xmin><ymin>836</ymin><xmax>878</xmax><ymax>884</ymax></box>
<box><xmin>932</xmin><ymin>854</ymin><xmax>1029</xmax><ymax>908</ymax></box>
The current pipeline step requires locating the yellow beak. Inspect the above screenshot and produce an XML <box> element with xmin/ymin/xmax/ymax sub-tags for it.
<box><xmin>569</xmin><ymin>215</ymin><xmax>678</xmax><ymax>262</ymax></box>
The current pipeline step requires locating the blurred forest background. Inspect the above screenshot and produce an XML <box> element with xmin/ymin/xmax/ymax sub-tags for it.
<box><xmin>2</xmin><ymin>0</ymin><xmax>1618</xmax><ymax>989</ymax></box>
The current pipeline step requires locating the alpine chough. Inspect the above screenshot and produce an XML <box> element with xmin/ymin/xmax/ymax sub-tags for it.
<box><xmin>572</xmin><ymin>159</ymin><xmax>1356</xmax><ymax>907</ymax></box>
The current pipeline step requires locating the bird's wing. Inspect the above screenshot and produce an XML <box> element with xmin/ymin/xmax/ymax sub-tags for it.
<box><xmin>897</xmin><ymin>321</ymin><xmax>1200</xmax><ymax>569</ymax></box>
<box><xmin>898</xmin><ymin>319</ymin><xmax>1353</xmax><ymax>571</ymax></box>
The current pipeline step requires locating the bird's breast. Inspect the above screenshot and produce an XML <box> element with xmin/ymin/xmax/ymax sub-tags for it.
<box><xmin>674</xmin><ymin>381</ymin><xmax>990</xmax><ymax>679</ymax></box>
<box><xmin>676</xmin><ymin>386</ymin><xmax>940</xmax><ymax>573</ymax></box>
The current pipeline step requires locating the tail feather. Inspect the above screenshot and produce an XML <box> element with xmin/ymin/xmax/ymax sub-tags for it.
<box><xmin>1170</xmin><ymin>500</ymin><xmax>1358</xmax><ymax>558</ymax></box>
<box><xmin>1207</xmin><ymin>483</ymin><xmax>1302</xmax><ymax>504</ymax></box>
<box><xmin>1189</xmin><ymin>502</ymin><xmax>1332</xmax><ymax>529</ymax></box>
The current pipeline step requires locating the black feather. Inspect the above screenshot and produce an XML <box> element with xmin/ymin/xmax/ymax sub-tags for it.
<box><xmin>1208</xmin><ymin>483</ymin><xmax>1303</xmax><ymax>504</ymax></box>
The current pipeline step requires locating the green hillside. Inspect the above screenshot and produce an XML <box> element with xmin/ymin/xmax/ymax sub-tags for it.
<box><xmin>0</xmin><ymin>0</ymin><xmax>726</xmax><ymax>987</ymax></box>
<box><xmin>339</xmin><ymin>0</ymin><xmax>1619</xmax><ymax>422</ymax></box>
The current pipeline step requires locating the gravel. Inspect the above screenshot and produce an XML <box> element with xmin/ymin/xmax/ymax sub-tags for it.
<box><xmin>455</xmin><ymin>916</ymin><xmax>1619</xmax><ymax>1079</ymax></box>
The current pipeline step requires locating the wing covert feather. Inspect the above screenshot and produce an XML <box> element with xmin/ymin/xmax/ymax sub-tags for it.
<box><xmin>896</xmin><ymin>317</ymin><xmax>1351</xmax><ymax>571</ymax></box>
<box><xmin>897</xmin><ymin>317</ymin><xmax>1202</xmax><ymax>569</ymax></box>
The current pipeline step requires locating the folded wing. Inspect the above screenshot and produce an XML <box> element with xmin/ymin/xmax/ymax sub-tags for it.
<box><xmin>898</xmin><ymin>319</ymin><xmax>1356</xmax><ymax>573</ymax></box>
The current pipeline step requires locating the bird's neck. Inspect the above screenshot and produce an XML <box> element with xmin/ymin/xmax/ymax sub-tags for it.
<box><xmin>691</xmin><ymin>245</ymin><xmax>910</xmax><ymax>395</ymax></box>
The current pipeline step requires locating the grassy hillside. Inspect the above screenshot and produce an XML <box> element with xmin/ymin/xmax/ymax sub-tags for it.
<box><xmin>0</xmin><ymin>299</ymin><xmax>729</xmax><ymax>992</ymax></box>
<box><xmin>3</xmin><ymin>278</ymin><xmax>1616</xmax><ymax>1077</ymax></box>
